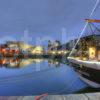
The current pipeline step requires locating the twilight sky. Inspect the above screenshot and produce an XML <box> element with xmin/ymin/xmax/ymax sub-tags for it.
<box><xmin>0</xmin><ymin>0</ymin><xmax>99</xmax><ymax>46</ymax></box>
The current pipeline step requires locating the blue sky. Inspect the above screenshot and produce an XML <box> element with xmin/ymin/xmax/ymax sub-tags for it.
<box><xmin>0</xmin><ymin>0</ymin><xmax>99</xmax><ymax>46</ymax></box>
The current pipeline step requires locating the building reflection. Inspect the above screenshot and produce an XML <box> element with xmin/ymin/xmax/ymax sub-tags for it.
<box><xmin>48</xmin><ymin>59</ymin><xmax>61</xmax><ymax>67</ymax></box>
<box><xmin>0</xmin><ymin>58</ymin><xmax>44</xmax><ymax>68</ymax></box>
<box><xmin>0</xmin><ymin>57</ymin><xmax>63</xmax><ymax>68</ymax></box>
<box><xmin>73</xmin><ymin>65</ymin><xmax>100</xmax><ymax>88</ymax></box>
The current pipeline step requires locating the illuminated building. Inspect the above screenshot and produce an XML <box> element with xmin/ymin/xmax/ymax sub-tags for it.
<box><xmin>30</xmin><ymin>46</ymin><xmax>44</xmax><ymax>55</ymax></box>
<box><xmin>0</xmin><ymin>41</ymin><xmax>45</xmax><ymax>57</ymax></box>
<box><xmin>47</xmin><ymin>40</ymin><xmax>69</xmax><ymax>55</ymax></box>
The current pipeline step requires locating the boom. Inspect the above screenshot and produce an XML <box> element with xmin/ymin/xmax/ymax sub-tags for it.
<box><xmin>85</xmin><ymin>19</ymin><xmax>100</xmax><ymax>23</ymax></box>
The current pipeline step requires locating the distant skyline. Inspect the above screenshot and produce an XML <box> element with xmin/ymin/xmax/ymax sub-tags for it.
<box><xmin>0</xmin><ymin>0</ymin><xmax>99</xmax><ymax>45</ymax></box>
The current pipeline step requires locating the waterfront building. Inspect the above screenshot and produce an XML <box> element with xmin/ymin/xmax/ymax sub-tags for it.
<box><xmin>30</xmin><ymin>46</ymin><xmax>45</xmax><ymax>55</ymax></box>
<box><xmin>47</xmin><ymin>40</ymin><xmax>69</xmax><ymax>55</ymax></box>
<box><xmin>0</xmin><ymin>41</ymin><xmax>45</xmax><ymax>57</ymax></box>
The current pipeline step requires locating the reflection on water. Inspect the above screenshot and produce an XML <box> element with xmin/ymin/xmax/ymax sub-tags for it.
<box><xmin>0</xmin><ymin>58</ymin><xmax>63</xmax><ymax>68</ymax></box>
<box><xmin>48</xmin><ymin>59</ymin><xmax>61</xmax><ymax>67</ymax></box>
<box><xmin>0</xmin><ymin>58</ymin><xmax>44</xmax><ymax>68</ymax></box>
<box><xmin>74</xmin><ymin>65</ymin><xmax>100</xmax><ymax>88</ymax></box>
<box><xmin>0</xmin><ymin>57</ymin><xmax>99</xmax><ymax>95</ymax></box>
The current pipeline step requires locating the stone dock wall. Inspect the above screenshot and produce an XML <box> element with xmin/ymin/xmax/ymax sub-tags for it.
<box><xmin>0</xmin><ymin>93</ymin><xmax>100</xmax><ymax>100</ymax></box>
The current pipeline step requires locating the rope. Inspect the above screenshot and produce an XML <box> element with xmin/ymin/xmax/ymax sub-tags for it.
<box><xmin>91</xmin><ymin>23</ymin><xmax>100</xmax><ymax>32</ymax></box>
<box><xmin>88</xmin><ymin>23</ymin><xmax>95</xmax><ymax>35</ymax></box>
<box><xmin>69</xmin><ymin>0</ymin><xmax>100</xmax><ymax>57</ymax></box>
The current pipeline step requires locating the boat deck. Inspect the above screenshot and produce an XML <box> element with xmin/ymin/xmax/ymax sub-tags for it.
<box><xmin>68</xmin><ymin>57</ymin><xmax>100</xmax><ymax>70</ymax></box>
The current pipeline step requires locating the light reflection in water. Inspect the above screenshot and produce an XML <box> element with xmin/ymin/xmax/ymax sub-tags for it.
<box><xmin>0</xmin><ymin>58</ymin><xmax>62</xmax><ymax>68</ymax></box>
<box><xmin>0</xmin><ymin>58</ymin><xmax>43</xmax><ymax>68</ymax></box>
<box><xmin>0</xmin><ymin>57</ymin><xmax>89</xmax><ymax>95</ymax></box>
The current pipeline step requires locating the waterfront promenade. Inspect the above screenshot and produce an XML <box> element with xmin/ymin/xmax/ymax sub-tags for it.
<box><xmin>0</xmin><ymin>93</ymin><xmax>100</xmax><ymax>100</ymax></box>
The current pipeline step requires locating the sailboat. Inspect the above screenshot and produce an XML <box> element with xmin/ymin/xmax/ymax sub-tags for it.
<box><xmin>68</xmin><ymin>19</ymin><xmax>100</xmax><ymax>88</ymax></box>
<box><xmin>67</xmin><ymin>0</ymin><xmax>100</xmax><ymax>88</ymax></box>
<box><xmin>68</xmin><ymin>19</ymin><xmax>100</xmax><ymax>69</ymax></box>
<box><xmin>68</xmin><ymin>0</ymin><xmax>100</xmax><ymax>70</ymax></box>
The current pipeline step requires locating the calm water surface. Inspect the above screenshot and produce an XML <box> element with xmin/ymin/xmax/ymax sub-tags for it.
<box><xmin>0</xmin><ymin>58</ymin><xmax>90</xmax><ymax>95</ymax></box>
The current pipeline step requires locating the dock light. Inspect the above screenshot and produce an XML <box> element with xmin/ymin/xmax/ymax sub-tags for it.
<box><xmin>82</xmin><ymin>57</ymin><xmax>87</xmax><ymax>61</ymax></box>
<box><xmin>52</xmin><ymin>51</ymin><xmax>56</xmax><ymax>54</ymax></box>
<box><xmin>64</xmin><ymin>51</ymin><xmax>67</xmax><ymax>54</ymax></box>
<box><xmin>61</xmin><ymin>50</ymin><xmax>67</xmax><ymax>54</ymax></box>
<box><xmin>2</xmin><ymin>49</ymin><xmax>6</xmax><ymax>53</ymax></box>
<box><xmin>58</xmin><ymin>51</ymin><xmax>62</xmax><ymax>54</ymax></box>
<box><xmin>61</xmin><ymin>50</ymin><xmax>64</xmax><ymax>53</ymax></box>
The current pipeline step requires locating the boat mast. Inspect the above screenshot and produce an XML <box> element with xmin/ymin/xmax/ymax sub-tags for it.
<box><xmin>68</xmin><ymin>0</ymin><xmax>100</xmax><ymax>57</ymax></box>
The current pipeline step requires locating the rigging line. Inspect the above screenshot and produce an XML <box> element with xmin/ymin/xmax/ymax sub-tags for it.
<box><xmin>90</xmin><ymin>0</ymin><xmax>100</xmax><ymax>17</ymax></box>
<box><xmin>91</xmin><ymin>23</ymin><xmax>100</xmax><ymax>32</ymax></box>
<box><xmin>69</xmin><ymin>23</ymin><xmax>88</xmax><ymax>56</ymax></box>
<box><xmin>88</xmin><ymin>23</ymin><xmax>95</xmax><ymax>35</ymax></box>
<box><xmin>69</xmin><ymin>0</ymin><xmax>100</xmax><ymax>57</ymax></box>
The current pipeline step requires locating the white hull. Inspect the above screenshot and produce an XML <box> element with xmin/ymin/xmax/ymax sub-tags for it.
<box><xmin>68</xmin><ymin>57</ymin><xmax>100</xmax><ymax>70</ymax></box>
